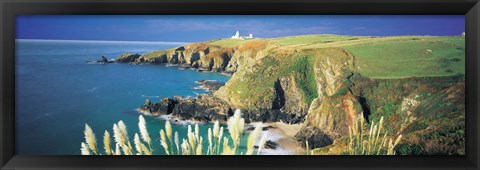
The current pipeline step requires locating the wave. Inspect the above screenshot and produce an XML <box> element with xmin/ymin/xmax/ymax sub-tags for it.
<box><xmin>154</xmin><ymin>114</ymin><xmax>206</xmax><ymax>126</ymax></box>
<box><xmin>141</xmin><ymin>95</ymin><xmax>162</xmax><ymax>98</ymax></box>
<box><xmin>87</xmin><ymin>87</ymin><xmax>98</xmax><ymax>93</ymax></box>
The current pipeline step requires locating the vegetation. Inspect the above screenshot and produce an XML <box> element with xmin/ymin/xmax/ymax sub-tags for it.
<box><xmin>112</xmin><ymin>33</ymin><xmax>465</xmax><ymax>155</ymax></box>
<box><xmin>305</xmin><ymin>114</ymin><xmax>402</xmax><ymax>155</ymax></box>
<box><xmin>344</xmin><ymin>37</ymin><xmax>465</xmax><ymax>79</ymax></box>
<box><xmin>268</xmin><ymin>34</ymin><xmax>365</xmax><ymax>46</ymax></box>
<box><xmin>140</xmin><ymin>49</ymin><xmax>175</xmax><ymax>60</ymax></box>
<box><xmin>291</xmin><ymin>56</ymin><xmax>318</xmax><ymax>104</ymax></box>
<box><xmin>347</xmin><ymin>115</ymin><xmax>402</xmax><ymax>155</ymax></box>
<box><xmin>208</xmin><ymin>38</ymin><xmax>255</xmax><ymax>47</ymax></box>
<box><xmin>80</xmin><ymin>109</ymin><xmax>268</xmax><ymax>155</ymax></box>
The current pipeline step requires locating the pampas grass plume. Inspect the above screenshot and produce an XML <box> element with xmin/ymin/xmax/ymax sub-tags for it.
<box><xmin>134</xmin><ymin>133</ymin><xmax>143</xmax><ymax>155</ymax></box>
<box><xmin>84</xmin><ymin>124</ymin><xmax>98</xmax><ymax>155</ymax></box>
<box><xmin>160</xmin><ymin>129</ymin><xmax>170</xmax><ymax>155</ymax></box>
<box><xmin>81</xmin><ymin>142</ymin><xmax>91</xmax><ymax>155</ymax></box>
<box><xmin>138</xmin><ymin>115</ymin><xmax>152</xmax><ymax>145</ymax></box>
<box><xmin>103</xmin><ymin>130</ymin><xmax>112</xmax><ymax>155</ymax></box>
<box><xmin>174</xmin><ymin>131</ymin><xmax>180</xmax><ymax>154</ymax></box>
<box><xmin>246</xmin><ymin>123</ymin><xmax>262</xmax><ymax>155</ymax></box>
<box><xmin>257</xmin><ymin>131</ymin><xmax>268</xmax><ymax>155</ymax></box>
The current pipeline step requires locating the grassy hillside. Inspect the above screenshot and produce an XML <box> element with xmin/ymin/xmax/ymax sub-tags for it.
<box><xmin>273</xmin><ymin>35</ymin><xmax>461</xmax><ymax>78</ymax></box>
<box><xmin>211</xmin><ymin>34</ymin><xmax>464</xmax><ymax>79</ymax></box>
<box><xmin>124</xmin><ymin>33</ymin><xmax>465</xmax><ymax>155</ymax></box>
<box><xmin>344</xmin><ymin>36</ymin><xmax>465</xmax><ymax>79</ymax></box>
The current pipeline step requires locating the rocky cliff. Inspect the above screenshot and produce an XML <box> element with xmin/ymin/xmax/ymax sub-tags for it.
<box><xmin>119</xmin><ymin>43</ymin><xmax>234</xmax><ymax>73</ymax></box>
<box><xmin>117</xmin><ymin>35</ymin><xmax>465</xmax><ymax>155</ymax></box>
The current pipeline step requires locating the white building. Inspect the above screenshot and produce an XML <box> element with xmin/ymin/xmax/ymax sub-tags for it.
<box><xmin>231</xmin><ymin>31</ymin><xmax>240</xmax><ymax>39</ymax></box>
<box><xmin>230</xmin><ymin>31</ymin><xmax>254</xmax><ymax>40</ymax></box>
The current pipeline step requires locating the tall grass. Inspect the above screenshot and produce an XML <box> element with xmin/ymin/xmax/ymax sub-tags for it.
<box><xmin>303</xmin><ymin>114</ymin><xmax>402</xmax><ymax>155</ymax></box>
<box><xmin>80</xmin><ymin>109</ymin><xmax>268</xmax><ymax>155</ymax></box>
<box><xmin>347</xmin><ymin>114</ymin><xmax>402</xmax><ymax>155</ymax></box>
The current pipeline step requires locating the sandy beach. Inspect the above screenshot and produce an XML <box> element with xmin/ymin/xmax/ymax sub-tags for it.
<box><xmin>147</xmin><ymin>111</ymin><xmax>306</xmax><ymax>155</ymax></box>
<box><xmin>249</xmin><ymin>122</ymin><xmax>305</xmax><ymax>155</ymax></box>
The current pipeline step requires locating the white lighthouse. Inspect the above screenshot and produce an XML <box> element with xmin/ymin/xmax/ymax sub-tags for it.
<box><xmin>230</xmin><ymin>31</ymin><xmax>254</xmax><ymax>40</ymax></box>
<box><xmin>231</xmin><ymin>31</ymin><xmax>240</xmax><ymax>39</ymax></box>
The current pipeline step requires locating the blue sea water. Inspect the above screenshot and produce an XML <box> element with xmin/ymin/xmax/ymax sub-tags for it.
<box><xmin>15</xmin><ymin>39</ymin><xmax>232</xmax><ymax>155</ymax></box>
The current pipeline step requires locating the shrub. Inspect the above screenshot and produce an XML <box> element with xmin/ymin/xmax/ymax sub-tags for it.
<box><xmin>80</xmin><ymin>109</ymin><xmax>268</xmax><ymax>155</ymax></box>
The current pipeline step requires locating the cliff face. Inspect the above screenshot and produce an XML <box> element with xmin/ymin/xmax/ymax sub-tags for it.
<box><xmin>119</xmin><ymin>35</ymin><xmax>465</xmax><ymax>155</ymax></box>
<box><xmin>125</xmin><ymin>43</ymin><xmax>234</xmax><ymax>72</ymax></box>
<box><xmin>297</xmin><ymin>71</ymin><xmax>465</xmax><ymax>154</ymax></box>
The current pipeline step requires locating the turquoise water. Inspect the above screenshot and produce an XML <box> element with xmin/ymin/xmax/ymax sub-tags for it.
<box><xmin>15</xmin><ymin>39</ymin><xmax>233</xmax><ymax>155</ymax></box>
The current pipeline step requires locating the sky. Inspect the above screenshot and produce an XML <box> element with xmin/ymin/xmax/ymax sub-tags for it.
<box><xmin>16</xmin><ymin>15</ymin><xmax>464</xmax><ymax>42</ymax></box>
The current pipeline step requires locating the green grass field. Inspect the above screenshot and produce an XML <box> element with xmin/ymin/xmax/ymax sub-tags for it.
<box><xmin>343</xmin><ymin>36</ymin><xmax>465</xmax><ymax>79</ymax></box>
<box><xmin>268</xmin><ymin>34</ymin><xmax>366</xmax><ymax>46</ymax></box>
<box><xmin>208</xmin><ymin>38</ymin><xmax>256</xmax><ymax>47</ymax></box>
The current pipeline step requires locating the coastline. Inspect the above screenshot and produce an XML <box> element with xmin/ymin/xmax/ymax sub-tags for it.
<box><xmin>135</xmin><ymin>62</ymin><xmax>234</xmax><ymax>76</ymax></box>
<box><xmin>140</xmin><ymin>108</ymin><xmax>304</xmax><ymax>155</ymax></box>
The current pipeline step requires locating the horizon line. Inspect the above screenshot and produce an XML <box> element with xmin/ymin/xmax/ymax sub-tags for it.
<box><xmin>15</xmin><ymin>39</ymin><xmax>191</xmax><ymax>45</ymax></box>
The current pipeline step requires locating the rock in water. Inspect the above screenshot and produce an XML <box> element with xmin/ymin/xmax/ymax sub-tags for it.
<box><xmin>99</xmin><ymin>56</ymin><xmax>108</xmax><ymax>63</ymax></box>
<box><xmin>195</xmin><ymin>80</ymin><xmax>225</xmax><ymax>92</ymax></box>
<box><xmin>85</xmin><ymin>56</ymin><xmax>113</xmax><ymax>64</ymax></box>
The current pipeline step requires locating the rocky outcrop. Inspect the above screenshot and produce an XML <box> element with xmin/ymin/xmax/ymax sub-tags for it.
<box><xmin>296</xmin><ymin>126</ymin><xmax>333</xmax><ymax>148</ymax></box>
<box><xmin>115</xmin><ymin>53</ymin><xmax>141</xmax><ymax>63</ymax></box>
<box><xmin>194</xmin><ymin>80</ymin><xmax>225</xmax><ymax>92</ymax></box>
<box><xmin>276</xmin><ymin>75</ymin><xmax>310</xmax><ymax>116</ymax></box>
<box><xmin>296</xmin><ymin>90</ymin><xmax>364</xmax><ymax>149</ymax></box>
<box><xmin>139</xmin><ymin>94</ymin><xmax>229</xmax><ymax>123</ymax></box>
<box><xmin>139</xmin><ymin>94</ymin><xmax>304</xmax><ymax>124</ymax></box>
<box><xmin>119</xmin><ymin>43</ymin><xmax>235</xmax><ymax>73</ymax></box>
<box><xmin>85</xmin><ymin>56</ymin><xmax>114</xmax><ymax>64</ymax></box>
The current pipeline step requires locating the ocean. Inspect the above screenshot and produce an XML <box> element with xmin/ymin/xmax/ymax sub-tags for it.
<box><xmin>15</xmin><ymin>39</ymin><xmax>235</xmax><ymax>155</ymax></box>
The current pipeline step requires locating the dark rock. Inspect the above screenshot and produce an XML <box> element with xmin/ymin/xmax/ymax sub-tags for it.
<box><xmin>195</xmin><ymin>80</ymin><xmax>225</xmax><ymax>92</ymax></box>
<box><xmin>254</xmin><ymin>140</ymin><xmax>278</xmax><ymax>150</ymax></box>
<box><xmin>264</xmin><ymin>140</ymin><xmax>278</xmax><ymax>149</ymax></box>
<box><xmin>295</xmin><ymin>126</ymin><xmax>333</xmax><ymax>150</ymax></box>
<box><xmin>138</xmin><ymin>94</ymin><xmax>305</xmax><ymax>125</ymax></box>
<box><xmin>99</xmin><ymin>56</ymin><xmax>109</xmax><ymax>63</ymax></box>
<box><xmin>85</xmin><ymin>56</ymin><xmax>114</xmax><ymax>64</ymax></box>
<box><xmin>240</xmin><ymin>109</ymin><xmax>304</xmax><ymax>124</ymax></box>
<box><xmin>139</xmin><ymin>97</ymin><xmax>177</xmax><ymax>116</ymax></box>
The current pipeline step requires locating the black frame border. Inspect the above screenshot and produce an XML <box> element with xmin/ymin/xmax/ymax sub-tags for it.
<box><xmin>1</xmin><ymin>0</ymin><xmax>479</xmax><ymax>170</ymax></box>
